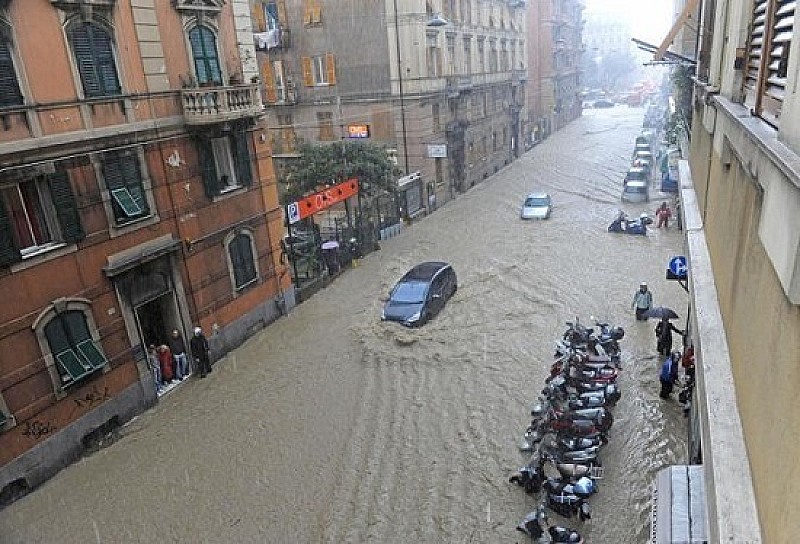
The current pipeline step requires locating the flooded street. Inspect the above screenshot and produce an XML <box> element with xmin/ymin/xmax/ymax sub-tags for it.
<box><xmin>0</xmin><ymin>107</ymin><xmax>688</xmax><ymax>543</ymax></box>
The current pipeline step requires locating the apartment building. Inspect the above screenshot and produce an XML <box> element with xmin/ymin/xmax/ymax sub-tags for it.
<box><xmin>252</xmin><ymin>0</ymin><xmax>527</xmax><ymax>214</ymax></box>
<box><xmin>526</xmin><ymin>0</ymin><xmax>583</xmax><ymax>142</ymax></box>
<box><xmin>0</xmin><ymin>0</ymin><xmax>289</xmax><ymax>501</ymax></box>
<box><xmin>676</xmin><ymin>0</ymin><xmax>800</xmax><ymax>540</ymax></box>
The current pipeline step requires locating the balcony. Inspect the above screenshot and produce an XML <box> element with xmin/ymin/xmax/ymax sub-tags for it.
<box><xmin>181</xmin><ymin>84</ymin><xmax>262</xmax><ymax>125</ymax></box>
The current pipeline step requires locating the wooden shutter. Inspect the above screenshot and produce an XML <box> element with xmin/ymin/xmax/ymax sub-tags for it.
<box><xmin>326</xmin><ymin>53</ymin><xmax>336</xmax><ymax>85</ymax></box>
<box><xmin>303</xmin><ymin>1</ymin><xmax>313</xmax><ymax>25</ymax></box>
<box><xmin>251</xmin><ymin>1</ymin><xmax>267</xmax><ymax>32</ymax></box>
<box><xmin>276</xmin><ymin>0</ymin><xmax>289</xmax><ymax>26</ymax></box>
<box><xmin>102</xmin><ymin>152</ymin><xmax>149</xmax><ymax>220</ymax></box>
<box><xmin>312</xmin><ymin>2</ymin><xmax>322</xmax><ymax>24</ymax></box>
<box><xmin>0</xmin><ymin>199</ymin><xmax>21</xmax><ymax>267</ymax></box>
<box><xmin>232</xmin><ymin>129</ymin><xmax>253</xmax><ymax>187</ymax></box>
<box><xmin>261</xmin><ymin>61</ymin><xmax>277</xmax><ymax>103</ymax></box>
<box><xmin>196</xmin><ymin>137</ymin><xmax>219</xmax><ymax>198</ymax></box>
<box><xmin>0</xmin><ymin>39</ymin><xmax>23</xmax><ymax>107</ymax></box>
<box><xmin>302</xmin><ymin>56</ymin><xmax>314</xmax><ymax>86</ymax></box>
<box><xmin>69</xmin><ymin>23</ymin><xmax>121</xmax><ymax>98</ymax></box>
<box><xmin>49</xmin><ymin>171</ymin><xmax>85</xmax><ymax>244</ymax></box>
<box><xmin>762</xmin><ymin>0</ymin><xmax>795</xmax><ymax>125</ymax></box>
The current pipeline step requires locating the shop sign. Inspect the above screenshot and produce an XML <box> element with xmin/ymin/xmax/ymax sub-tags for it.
<box><xmin>427</xmin><ymin>144</ymin><xmax>448</xmax><ymax>158</ymax></box>
<box><xmin>287</xmin><ymin>178</ymin><xmax>359</xmax><ymax>224</ymax></box>
<box><xmin>347</xmin><ymin>124</ymin><xmax>370</xmax><ymax>138</ymax></box>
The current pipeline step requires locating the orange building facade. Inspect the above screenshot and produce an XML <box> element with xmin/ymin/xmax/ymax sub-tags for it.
<box><xmin>0</xmin><ymin>0</ymin><xmax>290</xmax><ymax>502</ymax></box>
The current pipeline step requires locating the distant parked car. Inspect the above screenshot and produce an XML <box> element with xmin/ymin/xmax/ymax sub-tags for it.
<box><xmin>381</xmin><ymin>262</ymin><xmax>457</xmax><ymax>327</ymax></box>
<box><xmin>622</xmin><ymin>181</ymin><xmax>649</xmax><ymax>203</ymax></box>
<box><xmin>593</xmin><ymin>99</ymin><xmax>615</xmax><ymax>108</ymax></box>
<box><xmin>520</xmin><ymin>192</ymin><xmax>553</xmax><ymax>220</ymax></box>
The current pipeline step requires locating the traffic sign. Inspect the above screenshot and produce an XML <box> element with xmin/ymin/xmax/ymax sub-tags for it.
<box><xmin>667</xmin><ymin>255</ymin><xmax>688</xmax><ymax>280</ymax></box>
<box><xmin>286</xmin><ymin>202</ymin><xmax>300</xmax><ymax>225</ymax></box>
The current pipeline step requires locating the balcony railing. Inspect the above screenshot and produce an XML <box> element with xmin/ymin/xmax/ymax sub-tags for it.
<box><xmin>181</xmin><ymin>84</ymin><xmax>262</xmax><ymax>125</ymax></box>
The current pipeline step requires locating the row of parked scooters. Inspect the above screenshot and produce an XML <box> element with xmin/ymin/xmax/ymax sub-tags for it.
<box><xmin>510</xmin><ymin>317</ymin><xmax>625</xmax><ymax>542</ymax></box>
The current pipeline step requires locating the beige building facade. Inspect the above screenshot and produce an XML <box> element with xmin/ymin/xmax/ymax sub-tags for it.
<box><xmin>682</xmin><ymin>0</ymin><xmax>799</xmax><ymax>540</ymax></box>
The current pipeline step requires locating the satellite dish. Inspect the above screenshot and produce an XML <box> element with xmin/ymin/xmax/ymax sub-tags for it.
<box><xmin>427</xmin><ymin>13</ymin><xmax>448</xmax><ymax>27</ymax></box>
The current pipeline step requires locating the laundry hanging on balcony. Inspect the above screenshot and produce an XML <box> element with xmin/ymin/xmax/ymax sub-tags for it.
<box><xmin>254</xmin><ymin>29</ymin><xmax>281</xmax><ymax>50</ymax></box>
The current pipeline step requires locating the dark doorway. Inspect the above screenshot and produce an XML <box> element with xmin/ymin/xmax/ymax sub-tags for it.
<box><xmin>135</xmin><ymin>293</ymin><xmax>180</xmax><ymax>348</ymax></box>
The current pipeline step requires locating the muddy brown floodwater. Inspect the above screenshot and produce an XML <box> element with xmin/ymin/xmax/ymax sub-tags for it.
<box><xmin>0</xmin><ymin>107</ymin><xmax>688</xmax><ymax>544</ymax></box>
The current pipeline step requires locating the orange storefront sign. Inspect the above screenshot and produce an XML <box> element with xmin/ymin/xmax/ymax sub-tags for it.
<box><xmin>287</xmin><ymin>178</ymin><xmax>359</xmax><ymax>224</ymax></box>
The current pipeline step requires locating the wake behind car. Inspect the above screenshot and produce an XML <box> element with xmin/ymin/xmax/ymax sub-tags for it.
<box><xmin>520</xmin><ymin>192</ymin><xmax>553</xmax><ymax>220</ymax></box>
<box><xmin>381</xmin><ymin>262</ymin><xmax>457</xmax><ymax>327</ymax></box>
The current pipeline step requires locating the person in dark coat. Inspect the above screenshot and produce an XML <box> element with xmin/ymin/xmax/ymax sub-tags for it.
<box><xmin>655</xmin><ymin>317</ymin><xmax>684</xmax><ymax>356</ymax></box>
<box><xmin>168</xmin><ymin>329</ymin><xmax>189</xmax><ymax>380</ymax></box>
<box><xmin>659</xmin><ymin>351</ymin><xmax>681</xmax><ymax>399</ymax></box>
<box><xmin>190</xmin><ymin>326</ymin><xmax>212</xmax><ymax>378</ymax></box>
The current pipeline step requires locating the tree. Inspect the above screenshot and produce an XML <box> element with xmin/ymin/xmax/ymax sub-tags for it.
<box><xmin>281</xmin><ymin>141</ymin><xmax>399</xmax><ymax>204</ymax></box>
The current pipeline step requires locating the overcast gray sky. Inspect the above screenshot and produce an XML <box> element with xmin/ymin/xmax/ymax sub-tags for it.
<box><xmin>584</xmin><ymin>0</ymin><xmax>674</xmax><ymax>44</ymax></box>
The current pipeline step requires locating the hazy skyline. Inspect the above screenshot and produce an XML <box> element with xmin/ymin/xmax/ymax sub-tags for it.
<box><xmin>584</xmin><ymin>0</ymin><xmax>674</xmax><ymax>44</ymax></box>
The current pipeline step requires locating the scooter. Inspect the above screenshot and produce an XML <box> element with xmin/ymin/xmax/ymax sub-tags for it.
<box><xmin>546</xmin><ymin>375</ymin><xmax>621</xmax><ymax>407</ymax></box>
<box><xmin>608</xmin><ymin>212</ymin><xmax>653</xmax><ymax>235</ymax></box>
<box><xmin>592</xmin><ymin>319</ymin><xmax>624</xmax><ymax>367</ymax></box>
<box><xmin>516</xmin><ymin>505</ymin><xmax>584</xmax><ymax>542</ymax></box>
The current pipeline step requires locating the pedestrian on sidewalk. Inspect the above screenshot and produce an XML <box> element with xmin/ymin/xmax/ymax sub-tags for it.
<box><xmin>190</xmin><ymin>326</ymin><xmax>212</xmax><ymax>378</ymax></box>
<box><xmin>157</xmin><ymin>344</ymin><xmax>175</xmax><ymax>384</ymax></box>
<box><xmin>168</xmin><ymin>328</ymin><xmax>189</xmax><ymax>380</ymax></box>
<box><xmin>631</xmin><ymin>282</ymin><xmax>653</xmax><ymax>321</ymax></box>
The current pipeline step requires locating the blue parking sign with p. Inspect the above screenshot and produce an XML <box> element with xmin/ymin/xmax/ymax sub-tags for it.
<box><xmin>287</xmin><ymin>202</ymin><xmax>300</xmax><ymax>225</ymax></box>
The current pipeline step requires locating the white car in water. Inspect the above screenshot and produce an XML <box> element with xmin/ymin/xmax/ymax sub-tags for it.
<box><xmin>520</xmin><ymin>192</ymin><xmax>553</xmax><ymax>220</ymax></box>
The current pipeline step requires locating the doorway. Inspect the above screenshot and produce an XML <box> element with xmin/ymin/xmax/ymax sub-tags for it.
<box><xmin>135</xmin><ymin>292</ymin><xmax>181</xmax><ymax>349</ymax></box>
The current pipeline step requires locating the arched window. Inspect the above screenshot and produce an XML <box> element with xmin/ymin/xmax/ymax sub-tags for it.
<box><xmin>67</xmin><ymin>21</ymin><xmax>121</xmax><ymax>98</ymax></box>
<box><xmin>0</xmin><ymin>20</ymin><xmax>23</xmax><ymax>107</ymax></box>
<box><xmin>43</xmin><ymin>309</ymin><xmax>108</xmax><ymax>388</ymax></box>
<box><xmin>189</xmin><ymin>25</ymin><xmax>222</xmax><ymax>85</ymax></box>
<box><xmin>226</xmin><ymin>230</ymin><xmax>258</xmax><ymax>291</ymax></box>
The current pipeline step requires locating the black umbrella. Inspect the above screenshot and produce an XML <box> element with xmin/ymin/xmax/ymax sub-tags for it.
<box><xmin>644</xmin><ymin>306</ymin><xmax>679</xmax><ymax>320</ymax></box>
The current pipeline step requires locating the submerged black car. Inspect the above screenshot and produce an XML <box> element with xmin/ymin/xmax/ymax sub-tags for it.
<box><xmin>381</xmin><ymin>262</ymin><xmax>457</xmax><ymax>327</ymax></box>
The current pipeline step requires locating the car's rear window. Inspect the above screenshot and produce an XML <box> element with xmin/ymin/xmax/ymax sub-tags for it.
<box><xmin>524</xmin><ymin>197</ymin><xmax>550</xmax><ymax>207</ymax></box>
<box><xmin>625</xmin><ymin>184</ymin><xmax>647</xmax><ymax>194</ymax></box>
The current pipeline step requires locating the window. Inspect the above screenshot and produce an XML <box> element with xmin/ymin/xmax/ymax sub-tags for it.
<box><xmin>262</xmin><ymin>59</ymin><xmax>287</xmax><ymax>103</ymax></box>
<box><xmin>67</xmin><ymin>21</ymin><xmax>121</xmax><ymax>98</ymax></box>
<box><xmin>226</xmin><ymin>230</ymin><xmax>258</xmax><ymax>291</ymax></box>
<box><xmin>254</xmin><ymin>1</ymin><xmax>281</xmax><ymax>31</ymax></box>
<box><xmin>317</xmin><ymin>111</ymin><xmax>336</xmax><ymax>141</ymax></box>
<box><xmin>446</xmin><ymin>35</ymin><xmax>456</xmax><ymax>75</ymax></box>
<box><xmin>197</xmin><ymin>128</ymin><xmax>253</xmax><ymax>198</ymax></box>
<box><xmin>489</xmin><ymin>39</ymin><xmax>498</xmax><ymax>72</ymax></box>
<box><xmin>101</xmin><ymin>150</ymin><xmax>150</xmax><ymax>224</ymax></box>
<box><xmin>464</xmin><ymin>37</ymin><xmax>472</xmax><ymax>74</ymax></box>
<box><xmin>0</xmin><ymin>171</ymin><xmax>84</xmax><ymax>266</ymax></box>
<box><xmin>461</xmin><ymin>0</ymin><xmax>471</xmax><ymax>25</ymax></box>
<box><xmin>303</xmin><ymin>0</ymin><xmax>322</xmax><ymax>25</ymax></box>
<box><xmin>477</xmin><ymin>38</ymin><xmax>485</xmax><ymax>73</ymax></box>
<box><xmin>273</xmin><ymin>61</ymin><xmax>287</xmax><ymax>101</ymax></box>
<box><xmin>426</xmin><ymin>33</ymin><xmax>441</xmax><ymax>77</ymax></box>
<box><xmin>44</xmin><ymin>309</ymin><xmax>108</xmax><ymax>389</ymax></box>
<box><xmin>0</xmin><ymin>24</ymin><xmax>23</xmax><ymax>108</ymax></box>
<box><xmin>188</xmin><ymin>25</ymin><xmax>222</xmax><ymax>85</ymax></box>
<box><xmin>302</xmin><ymin>53</ymin><xmax>336</xmax><ymax>86</ymax></box>
<box><xmin>432</xmin><ymin>103</ymin><xmax>441</xmax><ymax>132</ymax></box>
<box><xmin>744</xmin><ymin>0</ymin><xmax>795</xmax><ymax>126</ymax></box>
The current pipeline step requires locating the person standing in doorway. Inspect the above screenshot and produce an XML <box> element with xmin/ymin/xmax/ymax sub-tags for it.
<box><xmin>168</xmin><ymin>329</ymin><xmax>189</xmax><ymax>380</ymax></box>
<box><xmin>190</xmin><ymin>326</ymin><xmax>212</xmax><ymax>378</ymax></box>
<box><xmin>147</xmin><ymin>345</ymin><xmax>162</xmax><ymax>395</ymax></box>
<box><xmin>157</xmin><ymin>344</ymin><xmax>174</xmax><ymax>384</ymax></box>
<box><xmin>631</xmin><ymin>282</ymin><xmax>653</xmax><ymax>321</ymax></box>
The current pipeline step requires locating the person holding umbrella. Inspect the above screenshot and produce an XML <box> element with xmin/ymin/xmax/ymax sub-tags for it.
<box><xmin>654</xmin><ymin>315</ymin><xmax>685</xmax><ymax>356</ymax></box>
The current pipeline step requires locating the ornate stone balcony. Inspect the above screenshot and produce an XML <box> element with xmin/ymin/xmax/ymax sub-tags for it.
<box><xmin>181</xmin><ymin>84</ymin><xmax>263</xmax><ymax>126</ymax></box>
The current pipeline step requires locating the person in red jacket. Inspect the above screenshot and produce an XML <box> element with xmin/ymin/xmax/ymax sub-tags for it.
<box><xmin>656</xmin><ymin>202</ymin><xmax>672</xmax><ymax>228</ymax></box>
<box><xmin>157</xmin><ymin>344</ymin><xmax>174</xmax><ymax>384</ymax></box>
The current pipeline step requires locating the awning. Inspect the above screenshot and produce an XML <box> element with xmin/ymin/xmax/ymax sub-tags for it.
<box><xmin>643</xmin><ymin>0</ymin><xmax>700</xmax><ymax>62</ymax></box>
<box><xmin>103</xmin><ymin>234</ymin><xmax>182</xmax><ymax>277</ymax></box>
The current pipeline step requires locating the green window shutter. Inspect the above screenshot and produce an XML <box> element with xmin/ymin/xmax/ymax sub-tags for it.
<box><xmin>0</xmin><ymin>199</ymin><xmax>22</xmax><ymax>267</ymax></box>
<box><xmin>189</xmin><ymin>26</ymin><xmax>222</xmax><ymax>85</ymax></box>
<box><xmin>69</xmin><ymin>22</ymin><xmax>121</xmax><ymax>98</ymax></box>
<box><xmin>0</xmin><ymin>39</ymin><xmax>23</xmax><ymax>108</ymax></box>
<box><xmin>196</xmin><ymin>137</ymin><xmax>219</xmax><ymax>198</ymax></box>
<box><xmin>232</xmin><ymin>129</ymin><xmax>253</xmax><ymax>187</ymax></box>
<box><xmin>102</xmin><ymin>151</ymin><xmax>149</xmax><ymax>222</ymax></box>
<box><xmin>230</xmin><ymin>233</ymin><xmax>256</xmax><ymax>289</ymax></box>
<box><xmin>48</xmin><ymin>171</ymin><xmax>85</xmax><ymax>244</ymax></box>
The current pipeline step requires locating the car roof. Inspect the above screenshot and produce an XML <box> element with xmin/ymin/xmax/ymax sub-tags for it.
<box><xmin>627</xmin><ymin>167</ymin><xmax>647</xmax><ymax>173</ymax></box>
<box><xmin>525</xmin><ymin>192</ymin><xmax>550</xmax><ymax>200</ymax></box>
<box><xmin>402</xmin><ymin>261</ymin><xmax>451</xmax><ymax>281</ymax></box>
<box><xmin>625</xmin><ymin>181</ymin><xmax>647</xmax><ymax>187</ymax></box>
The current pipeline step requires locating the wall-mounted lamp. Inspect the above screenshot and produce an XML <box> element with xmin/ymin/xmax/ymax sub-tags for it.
<box><xmin>427</xmin><ymin>13</ymin><xmax>448</xmax><ymax>27</ymax></box>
